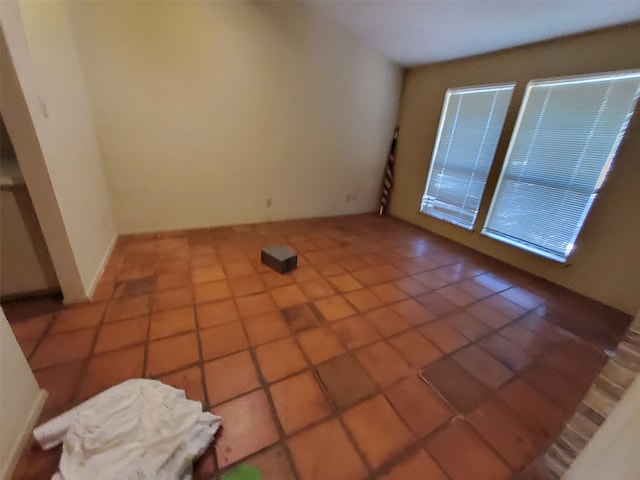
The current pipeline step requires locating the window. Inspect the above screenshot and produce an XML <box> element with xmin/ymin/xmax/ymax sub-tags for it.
<box><xmin>483</xmin><ymin>71</ymin><xmax>640</xmax><ymax>262</ymax></box>
<box><xmin>420</xmin><ymin>84</ymin><xmax>514</xmax><ymax>229</ymax></box>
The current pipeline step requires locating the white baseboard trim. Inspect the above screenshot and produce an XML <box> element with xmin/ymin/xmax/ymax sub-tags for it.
<box><xmin>85</xmin><ymin>233</ymin><xmax>118</xmax><ymax>301</ymax></box>
<box><xmin>1</xmin><ymin>389</ymin><xmax>48</xmax><ymax>480</ymax></box>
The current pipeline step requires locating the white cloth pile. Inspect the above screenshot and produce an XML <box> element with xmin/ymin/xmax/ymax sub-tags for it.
<box><xmin>33</xmin><ymin>379</ymin><xmax>221</xmax><ymax>480</ymax></box>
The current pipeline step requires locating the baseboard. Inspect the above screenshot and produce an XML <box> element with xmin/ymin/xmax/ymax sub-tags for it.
<box><xmin>0</xmin><ymin>287</ymin><xmax>62</xmax><ymax>303</ymax></box>
<box><xmin>0</xmin><ymin>389</ymin><xmax>48</xmax><ymax>480</ymax></box>
<box><xmin>85</xmin><ymin>233</ymin><xmax>118</xmax><ymax>301</ymax></box>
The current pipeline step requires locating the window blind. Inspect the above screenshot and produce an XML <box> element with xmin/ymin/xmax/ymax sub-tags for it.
<box><xmin>483</xmin><ymin>71</ymin><xmax>640</xmax><ymax>262</ymax></box>
<box><xmin>420</xmin><ymin>84</ymin><xmax>514</xmax><ymax>229</ymax></box>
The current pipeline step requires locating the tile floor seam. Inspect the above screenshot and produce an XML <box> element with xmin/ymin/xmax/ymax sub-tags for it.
<box><xmin>427</xmin><ymin>416</ymin><xmax>515</xmax><ymax>479</ymax></box>
<box><xmin>380</xmin><ymin>375</ymin><xmax>456</xmax><ymax>434</ymax></box>
<box><xmin>274</xmin><ymin>306</ymin><xmax>369</xmax><ymax>478</ymax></box>
<box><xmin>279</xmin><ymin>321</ymin><xmax>421</xmax><ymax>478</ymax></box>
<box><xmin>513</xmin><ymin>359</ymin><xmax>589</xmax><ymax>415</ymax></box>
<box><xmin>139</xmin><ymin>301</ymin><xmax>153</xmax><ymax>380</ymax></box>
<box><xmin>21</xmin><ymin>285</ymin><xmax>513</xmax><ymax>351</ymax></box>
<box><xmin>461</xmin><ymin>406</ymin><xmax>535</xmax><ymax>477</ymax></box>
<box><xmin>188</xmin><ymin>276</ymin><xmax>213</xmax><ymax>412</ymax></box>
<box><xmin>417</xmin><ymin>372</ymin><xmax>470</xmax><ymax>417</ymax></box>
<box><xmin>334</xmin><ymin>412</ymin><xmax>377</xmax><ymax>476</ymax></box>
<box><xmin>245</xmin><ymin>358</ymin><xmax>302</xmax><ymax>480</ymax></box>
<box><xmin>67</xmin><ymin>297</ymin><xmax>115</xmax><ymax>407</ymax></box>
<box><xmin>68</xmin><ymin>337</ymin><xmax>150</xmax><ymax>362</ymax></box>
<box><xmin>414</xmin><ymin>415</ymin><xmax>462</xmax><ymax>479</ymax></box>
<box><xmin>9</xmin><ymin>214</ymin><xmax>632</xmax><ymax>480</ymax></box>
<box><xmin>25</xmin><ymin>311</ymin><xmax>58</xmax><ymax>363</ymax></box>
<box><xmin>386</xmin><ymin>327</ymin><xmax>445</xmax><ymax>365</ymax></box>
<box><xmin>144</xmin><ymin>359</ymin><xmax>201</xmax><ymax>381</ymax></box>
<box><xmin>367</xmin><ymin>437</ymin><xmax>450</xmax><ymax>480</ymax></box>
<box><xmin>488</xmin><ymin>376</ymin><xmax>564</xmax><ymax>453</ymax></box>
<box><xmin>214</xmin><ymin>440</ymin><xmax>296</xmax><ymax>480</ymax></box>
<box><xmin>310</xmin><ymin>363</ymin><xmax>457</xmax><ymax>477</ymax></box>
<box><xmin>222</xmin><ymin>292</ymin><xmax>305</xmax><ymax>480</ymax></box>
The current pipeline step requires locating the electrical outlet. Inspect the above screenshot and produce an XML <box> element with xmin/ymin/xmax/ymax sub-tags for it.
<box><xmin>266</xmin><ymin>198</ymin><xmax>272</xmax><ymax>208</ymax></box>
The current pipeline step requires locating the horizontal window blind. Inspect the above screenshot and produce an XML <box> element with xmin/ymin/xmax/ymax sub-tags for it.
<box><xmin>420</xmin><ymin>84</ymin><xmax>514</xmax><ymax>230</ymax></box>
<box><xmin>483</xmin><ymin>71</ymin><xmax>640</xmax><ymax>262</ymax></box>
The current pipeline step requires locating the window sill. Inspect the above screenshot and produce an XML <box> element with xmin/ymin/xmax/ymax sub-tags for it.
<box><xmin>481</xmin><ymin>229</ymin><xmax>571</xmax><ymax>265</ymax></box>
<box><xmin>418</xmin><ymin>207</ymin><xmax>474</xmax><ymax>231</ymax></box>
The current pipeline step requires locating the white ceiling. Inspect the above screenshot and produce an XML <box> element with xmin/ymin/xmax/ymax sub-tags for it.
<box><xmin>304</xmin><ymin>0</ymin><xmax>640</xmax><ymax>66</ymax></box>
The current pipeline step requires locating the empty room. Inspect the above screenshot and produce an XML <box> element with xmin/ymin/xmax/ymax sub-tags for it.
<box><xmin>1</xmin><ymin>1</ymin><xmax>640</xmax><ymax>479</ymax></box>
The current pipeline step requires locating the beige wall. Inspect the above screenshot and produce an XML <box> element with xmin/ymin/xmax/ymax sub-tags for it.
<box><xmin>1</xmin><ymin>1</ymin><xmax>117</xmax><ymax>302</ymax></box>
<box><xmin>0</xmin><ymin>309</ymin><xmax>44</xmax><ymax>479</ymax></box>
<box><xmin>392</xmin><ymin>23</ymin><xmax>640</xmax><ymax>314</ymax></box>
<box><xmin>65</xmin><ymin>0</ymin><xmax>401</xmax><ymax>233</ymax></box>
<box><xmin>2</xmin><ymin>3</ymin><xmax>86</xmax><ymax>303</ymax></box>
<box><xmin>1</xmin><ymin>186</ymin><xmax>59</xmax><ymax>297</ymax></box>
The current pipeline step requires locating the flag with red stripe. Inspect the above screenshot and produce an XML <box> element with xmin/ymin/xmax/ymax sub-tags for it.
<box><xmin>379</xmin><ymin>127</ymin><xmax>399</xmax><ymax>215</ymax></box>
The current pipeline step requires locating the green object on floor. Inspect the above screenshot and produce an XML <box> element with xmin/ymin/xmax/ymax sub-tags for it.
<box><xmin>221</xmin><ymin>464</ymin><xmax>261</xmax><ymax>480</ymax></box>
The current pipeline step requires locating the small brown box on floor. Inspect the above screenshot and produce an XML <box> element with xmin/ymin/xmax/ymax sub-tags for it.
<box><xmin>261</xmin><ymin>245</ymin><xmax>297</xmax><ymax>274</ymax></box>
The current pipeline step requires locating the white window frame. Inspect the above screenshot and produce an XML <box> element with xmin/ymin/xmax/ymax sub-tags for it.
<box><xmin>420</xmin><ymin>83</ymin><xmax>514</xmax><ymax>230</ymax></box>
<box><xmin>482</xmin><ymin>70</ymin><xmax>640</xmax><ymax>263</ymax></box>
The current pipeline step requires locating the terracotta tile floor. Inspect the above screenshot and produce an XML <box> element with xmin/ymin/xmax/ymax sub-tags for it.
<box><xmin>8</xmin><ymin>214</ymin><xmax>631</xmax><ymax>479</ymax></box>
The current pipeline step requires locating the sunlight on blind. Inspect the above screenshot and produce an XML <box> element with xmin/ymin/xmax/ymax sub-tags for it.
<box><xmin>483</xmin><ymin>71</ymin><xmax>640</xmax><ymax>262</ymax></box>
<box><xmin>420</xmin><ymin>84</ymin><xmax>514</xmax><ymax>229</ymax></box>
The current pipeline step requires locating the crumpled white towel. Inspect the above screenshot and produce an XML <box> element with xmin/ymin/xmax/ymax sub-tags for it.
<box><xmin>33</xmin><ymin>378</ymin><xmax>221</xmax><ymax>480</ymax></box>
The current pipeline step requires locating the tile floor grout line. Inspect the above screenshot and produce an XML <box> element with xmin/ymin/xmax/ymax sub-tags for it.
<box><xmin>228</xmin><ymin>304</ymin><xmax>303</xmax><ymax>480</ymax></box>
<box><xmin>286</xmin><ymin>320</ymin><xmax>444</xmax><ymax>478</ymax></box>
<box><xmin>461</xmin><ymin>401</ymin><xmax>540</xmax><ymax>477</ymax></box>
<box><xmin>205</xmin><ymin>305</ymin><xmax>434</xmax><ymax>477</ymax></box>
<box><xmin>187</xmin><ymin>263</ymin><xmax>220</xmax><ymax>476</ymax></box>
<box><xmin>66</xmin><ymin>297</ymin><xmax>117</xmax><ymax>411</ymax></box>
<box><xmin>20</xmin><ymin>248</ymin><xmax>529</xmax><ymax>346</ymax></box>
<box><xmin>283</xmin><ymin>305</ymin><xmax>379</xmax><ymax>477</ymax></box>
<box><xmin>188</xmin><ymin>273</ymin><xmax>212</xmax><ymax>410</ymax></box>
<box><xmin>140</xmin><ymin>286</ymin><xmax>155</xmax><ymax>380</ymax></box>
<box><xmin>24</xmin><ymin>311</ymin><xmax>58</xmax><ymax>363</ymax></box>
<box><xmin>414</xmin><ymin>415</ymin><xmax>463</xmax><ymax>479</ymax></box>
<box><xmin>25</xmin><ymin>272</ymin><xmax>551</xmax><ymax>378</ymax></box>
<box><xmin>10</xmin><ymin>214</ymin><xmax>632</xmax><ymax>479</ymax></box>
<box><xmin>293</xmin><ymin>351</ymin><xmax>378</xmax><ymax>476</ymax></box>
<box><xmin>495</xmin><ymin>340</ymin><xmax>591</xmax><ymax>417</ymax></box>
<box><xmin>28</xmin><ymin>287</ymin><xmax>580</xmax><ymax>410</ymax></box>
